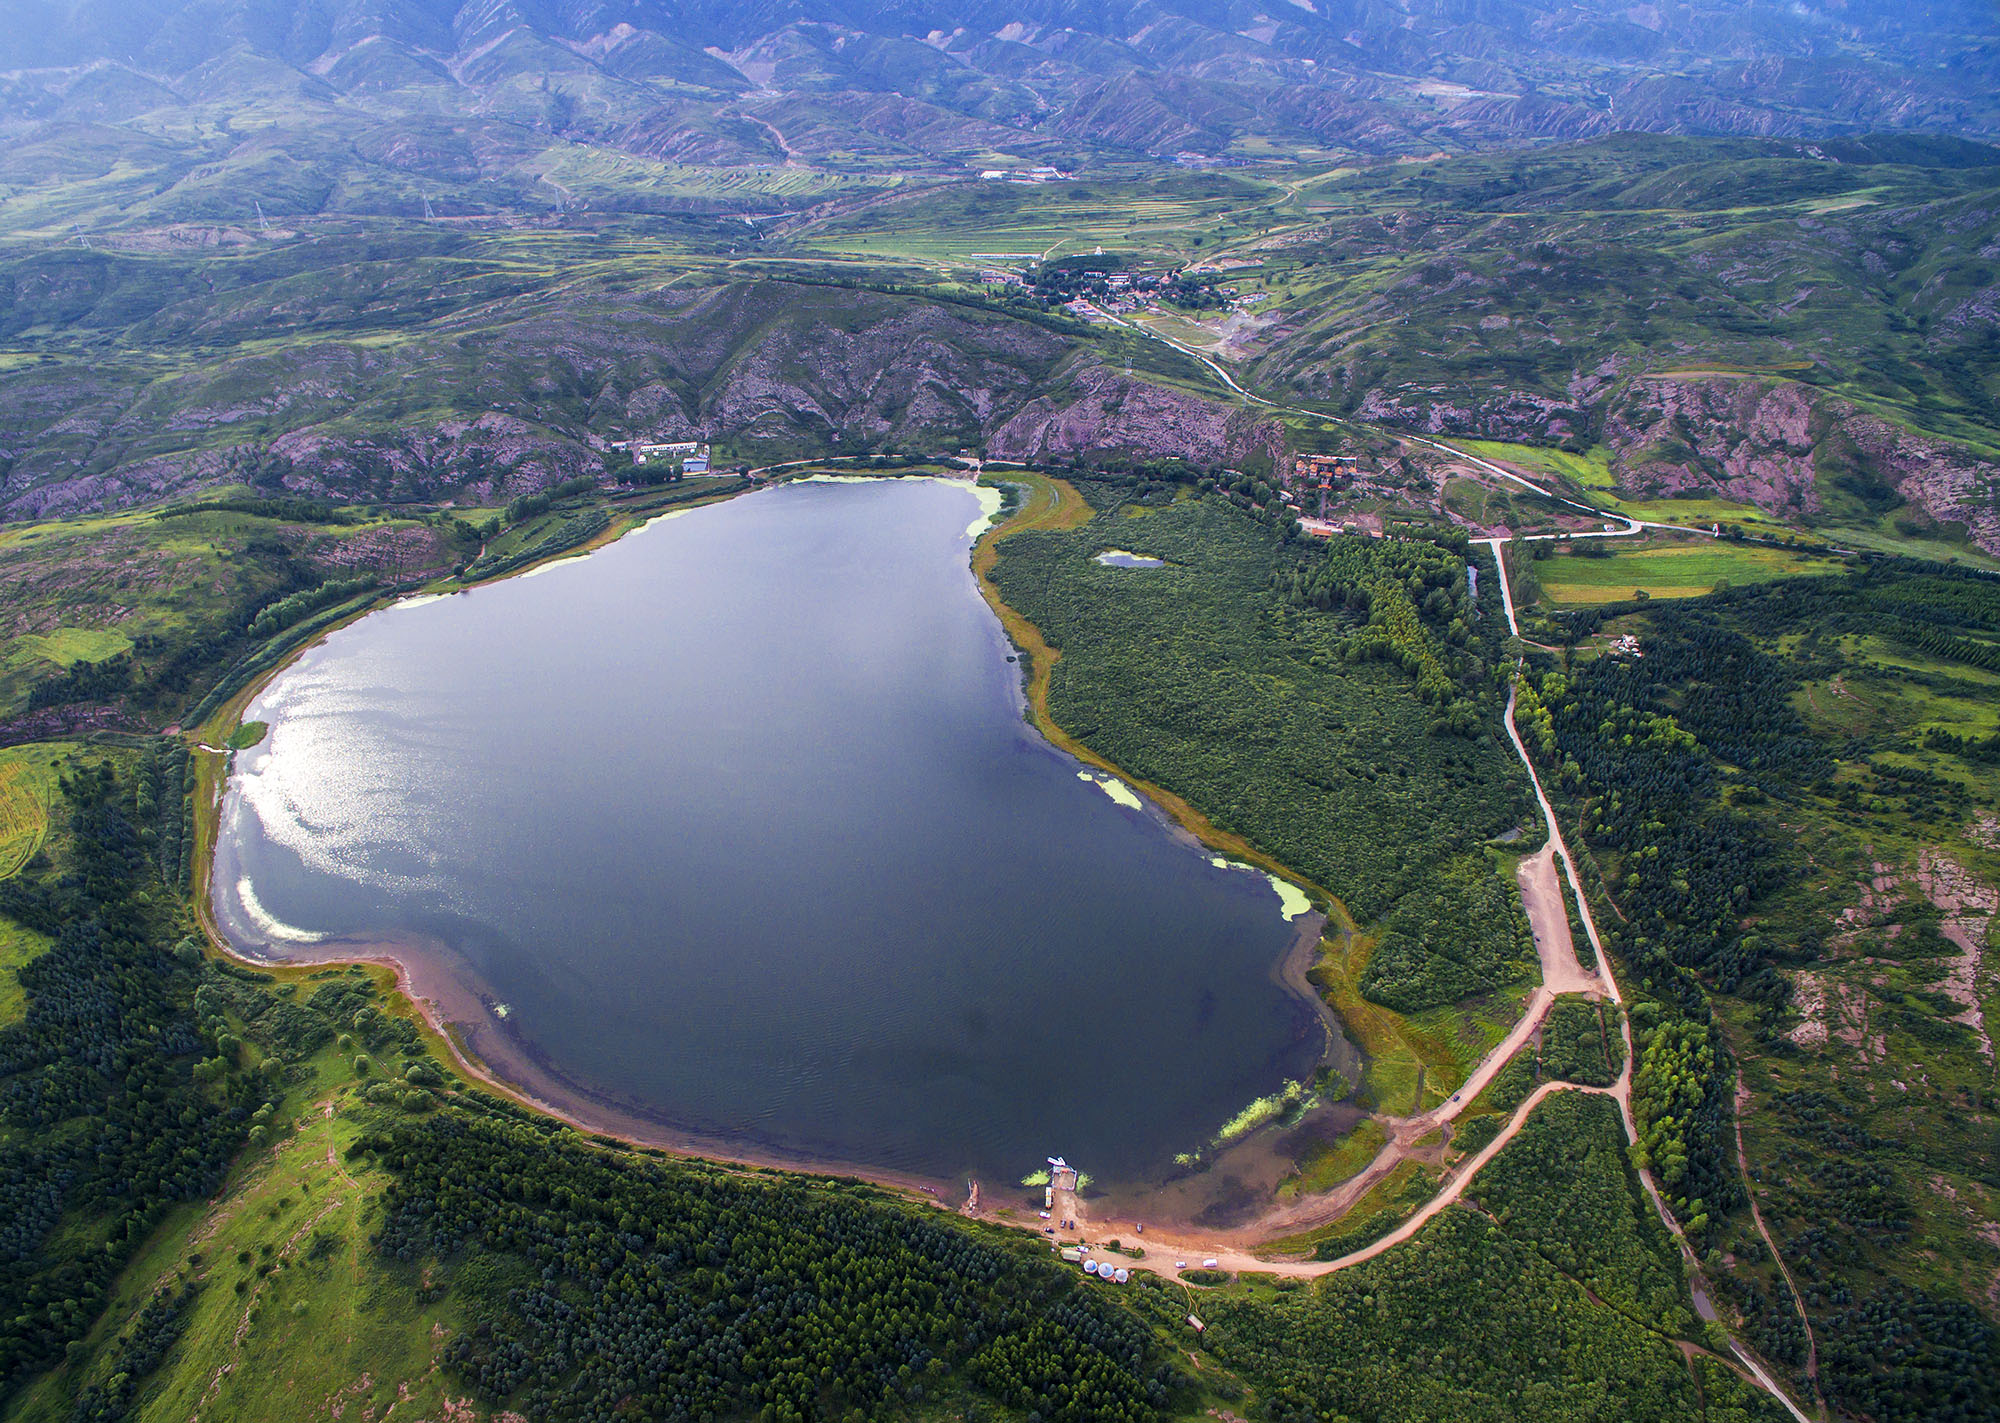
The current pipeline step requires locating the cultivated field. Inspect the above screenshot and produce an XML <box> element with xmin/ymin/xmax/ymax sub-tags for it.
<box><xmin>1535</xmin><ymin>539</ymin><xmax>1844</xmax><ymax>604</ymax></box>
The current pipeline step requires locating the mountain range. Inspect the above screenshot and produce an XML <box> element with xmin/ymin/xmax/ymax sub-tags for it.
<box><xmin>2</xmin><ymin>0</ymin><xmax>1997</xmax><ymax>233</ymax></box>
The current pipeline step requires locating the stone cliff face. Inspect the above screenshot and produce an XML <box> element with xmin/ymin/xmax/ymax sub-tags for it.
<box><xmin>1601</xmin><ymin>378</ymin><xmax>1826</xmax><ymax>513</ymax></box>
<box><xmin>987</xmin><ymin>364</ymin><xmax>1287</xmax><ymax>470</ymax></box>
<box><xmin>1602</xmin><ymin>376</ymin><xmax>2000</xmax><ymax>553</ymax></box>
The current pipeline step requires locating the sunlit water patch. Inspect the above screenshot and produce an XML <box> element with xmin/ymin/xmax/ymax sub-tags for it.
<box><xmin>1094</xmin><ymin>549</ymin><xmax>1168</xmax><ymax>569</ymax></box>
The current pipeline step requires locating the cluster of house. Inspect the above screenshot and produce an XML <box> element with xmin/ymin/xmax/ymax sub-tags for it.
<box><xmin>611</xmin><ymin>439</ymin><xmax>711</xmax><ymax>475</ymax></box>
<box><xmin>976</xmin><ymin>166</ymin><xmax>1070</xmax><ymax>182</ymax></box>
<box><xmin>1285</xmin><ymin>454</ymin><xmax>1365</xmax><ymax>521</ymax></box>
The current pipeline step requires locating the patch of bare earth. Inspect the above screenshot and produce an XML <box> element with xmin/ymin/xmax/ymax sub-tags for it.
<box><xmin>1787</xmin><ymin>970</ymin><xmax>1871</xmax><ymax>1058</ymax></box>
<box><xmin>1916</xmin><ymin>848</ymin><xmax>1996</xmax><ymax>1062</ymax></box>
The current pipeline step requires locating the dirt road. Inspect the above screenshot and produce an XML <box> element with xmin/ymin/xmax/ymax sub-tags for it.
<box><xmin>1517</xmin><ymin>842</ymin><xmax>1601</xmax><ymax>996</ymax></box>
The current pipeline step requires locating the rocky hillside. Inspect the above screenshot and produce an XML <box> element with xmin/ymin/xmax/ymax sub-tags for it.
<box><xmin>1600</xmin><ymin>377</ymin><xmax>2000</xmax><ymax>554</ymax></box>
<box><xmin>0</xmin><ymin>252</ymin><xmax>1272</xmax><ymax>516</ymax></box>
<box><xmin>1246</xmin><ymin>134</ymin><xmax>2000</xmax><ymax>550</ymax></box>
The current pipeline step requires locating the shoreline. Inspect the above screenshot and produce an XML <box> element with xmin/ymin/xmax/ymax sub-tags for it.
<box><xmin>970</xmin><ymin>474</ymin><xmax>1357</xmax><ymax>934</ymax></box>
<box><xmin>191</xmin><ymin>468</ymin><xmax>1360</xmax><ymax>1249</ymax></box>
<box><xmin>225</xmin><ymin>929</ymin><xmax>966</xmax><ymax>1208</ymax></box>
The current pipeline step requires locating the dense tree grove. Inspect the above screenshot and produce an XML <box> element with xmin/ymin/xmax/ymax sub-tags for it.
<box><xmin>136</xmin><ymin>739</ymin><xmax>195</xmax><ymax>894</ymax></box>
<box><xmin>990</xmin><ymin>499</ymin><xmax>1530</xmax><ymax>924</ymax></box>
<box><xmin>1820</xmin><ymin>1284</ymin><xmax>2000</xmax><ymax>1423</ymax></box>
<box><xmin>358</xmin><ymin>1107</ymin><xmax>1184</xmax><ymax>1423</ymax></box>
<box><xmin>1517</xmin><ymin>612</ymin><xmax>1823</xmax><ymax>1235</ymax></box>
<box><xmin>1282</xmin><ymin>529</ymin><xmax>1500</xmax><ymax>736</ymax></box>
<box><xmin>1471</xmin><ymin>1093</ymin><xmax>1693</xmax><ymax>1334</ymax></box>
<box><xmin>1360</xmin><ymin>853</ymin><xmax>1535</xmax><ymax>1012</ymax></box>
<box><xmin>0</xmin><ymin>761</ymin><xmax>268</xmax><ymax>1397</ymax></box>
<box><xmin>1538</xmin><ymin>997</ymin><xmax>1620</xmax><ymax>1088</ymax></box>
<box><xmin>245</xmin><ymin>575</ymin><xmax>377</xmax><ymax>639</ymax></box>
<box><xmin>66</xmin><ymin>1282</ymin><xmax>200</xmax><ymax>1423</ymax></box>
<box><xmin>157</xmin><ymin>495</ymin><xmax>358</xmax><ymax>526</ymax></box>
<box><xmin>1200</xmin><ymin>1208</ymin><xmax>1781</xmax><ymax>1423</ymax></box>
<box><xmin>464</xmin><ymin>510</ymin><xmax>610</xmax><ymax>582</ymax></box>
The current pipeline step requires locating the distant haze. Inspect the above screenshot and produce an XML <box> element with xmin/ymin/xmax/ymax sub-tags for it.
<box><xmin>1</xmin><ymin>0</ymin><xmax>1993</xmax><ymax>223</ymax></box>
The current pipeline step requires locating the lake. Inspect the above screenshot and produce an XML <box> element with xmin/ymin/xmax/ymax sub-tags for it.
<box><xmin>212</xmin><ymin>478</ymin><xmax>1326</xmax><ymax>1196</ymax></box>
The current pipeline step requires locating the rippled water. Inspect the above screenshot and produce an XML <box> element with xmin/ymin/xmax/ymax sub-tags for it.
<box><xmin>214</xmin><ymin>479</ymin><xmax>1323</xmax><ymax>1189</ymax></box>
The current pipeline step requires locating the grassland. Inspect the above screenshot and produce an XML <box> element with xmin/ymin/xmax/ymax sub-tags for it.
<box><xmin>0</xmin><ymin>742</ymin><xmax>77</xmax><ymax>1044</ymax></box>
<box><xmin>0</xmin><ymin>498</ymin><xmax>451</xmax><ymax>724</ymax></box>
<box><xmin>797</xmin><ymin>174</ymin><xmax>1282</xmax><ymax>266</ymax></box>
<box><xmin>1</xmin><ymin>959</ymin><xmax>480</xmax><ymax>1423</ymax></box>
<box><xmin>0</xmin><ymin>743</ymin><xmax>64</xmax><ymax>879</ymax></box>
<box><xmin>1280</xmin><ymin>1119</ymin><xmax>1389</xmax><ymax>1198</ymax></box>
<box><xmin>1532</xmin><ymin>538</ymin><xmax>1847</xmax><ymax>605</ymax></box>
<box><xmin>0</xmin><ymin>919</ymin><xmax>50</xmax><ymax>1028</ymax></box>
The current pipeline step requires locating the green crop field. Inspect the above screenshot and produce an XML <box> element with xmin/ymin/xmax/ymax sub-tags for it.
<box><xmin>798</xmin><ymin>175</ymin><xmax>1285</xmax><ymax>265</ymax></box>
<box><xmin>1598</xmin><ymin>494</ymin><xmax>1792</xmax><ymax>529</ymax></box>
<box><xmin>1455</xmin><ymin>439</ymin><xmax>1618</xmax><ymax>489</ymax></box>
<box><xmin>1534</xmin><ymin>539</ymin><xmax>1846</xmax><ymax>604</ymax></box>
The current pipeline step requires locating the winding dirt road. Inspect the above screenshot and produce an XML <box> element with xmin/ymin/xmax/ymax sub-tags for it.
<box><xmin>1001</xmin><ymin>489</ymin><xmax>1814</xmax><ymax>1420</ymax></box>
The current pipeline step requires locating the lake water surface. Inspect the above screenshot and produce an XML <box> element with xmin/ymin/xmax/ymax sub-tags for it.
<box><xmin>213</xmin><ymin>479</ymin><xmax>1324</xmax><ymax>1193</ymax></box>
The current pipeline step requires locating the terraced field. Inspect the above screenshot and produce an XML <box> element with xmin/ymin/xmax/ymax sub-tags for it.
<box><xmin>0</xmin><ymin>744</ymin><xmax>61</xmax><ymax>880</ymax></box>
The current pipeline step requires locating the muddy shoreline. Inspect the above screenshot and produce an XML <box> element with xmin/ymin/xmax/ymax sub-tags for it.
<box><xmin>208</xmin><ymin>797</ymin><xmax>1343</xmax><ymax>1234</ymax></box>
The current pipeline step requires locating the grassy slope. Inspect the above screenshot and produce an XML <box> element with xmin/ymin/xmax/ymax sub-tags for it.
<box><xmin>4</xmin><ymin>1023</ymin><xmax>464</xmax><ymax>1423</ymax></box>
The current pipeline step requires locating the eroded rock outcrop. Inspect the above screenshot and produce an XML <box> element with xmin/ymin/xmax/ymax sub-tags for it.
<box><xmin>0</xmin><ymin>282</ymin><xmax>1271</xmax><ymax>518</ymax></box>
<box><xmin>1602</xmin><ymin>376</ymin><xmax>2000</xmax><ymax>552</ymax></box>
<box><xmin>987</xmin><ymin>364</ymin><xmax>1286</xmax><ymax>469</ymax></box>
<box><xmin>1344</xmin><ymin>368</ymin><xmax>2000</xmax><ymax>554</ymax></box>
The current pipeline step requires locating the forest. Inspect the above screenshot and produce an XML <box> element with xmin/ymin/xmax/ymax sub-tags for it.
<box><xmin>363</xmin><ymin>1108</ymin><xmax>1182</xmax><ymax>1423</ymax></box>
<box><xmin>1360</xmin><ymin>854</ymin><xmax>1537</xmax><ymax>1013</ymax></box>
<box><xmin>987</xmin><ymin>499</ymin><xmax>1532</xmax><ymax>927</ymax></box>
<box><xmin>1520</xmin><ymin>563</ymin><xmax>2000</xmax><ymax>1421</ymax></box>
<box><xmin>1196</xmin><ymin>1203</ymin><xmax>1777</xmax><ymax>1423</ymax></box>
<box><xmin>0</xmin><ymin>755</ymin><xmax>270</xmax><ymax>1391</ymax></box>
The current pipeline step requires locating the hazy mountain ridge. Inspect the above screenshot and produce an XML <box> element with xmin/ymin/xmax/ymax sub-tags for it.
<box><xmin>1</xmin><ymin>0</ymin><xmax>1995</xmax><ymax>238</ymax></box>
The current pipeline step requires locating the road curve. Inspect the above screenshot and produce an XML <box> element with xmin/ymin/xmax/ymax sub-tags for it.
<box><xmin>1012</xmin><ymin>328</ymin><xmax>1816</xmax><ymax>1421</ymax></box>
